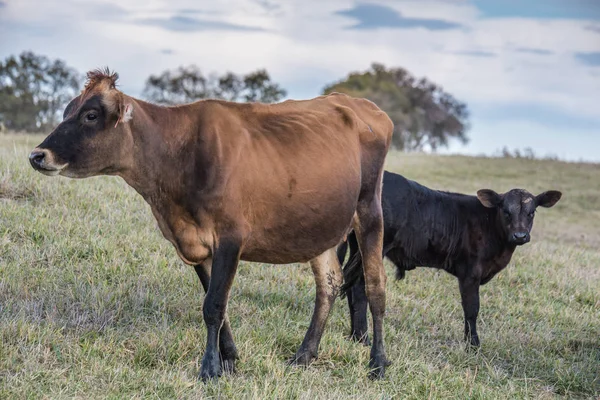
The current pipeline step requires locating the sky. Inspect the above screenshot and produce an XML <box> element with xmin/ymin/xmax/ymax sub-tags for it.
<box><xmin>1</xmin><ymin>0</ymin><xmax>599</xmax><ymax>161</ymax></box>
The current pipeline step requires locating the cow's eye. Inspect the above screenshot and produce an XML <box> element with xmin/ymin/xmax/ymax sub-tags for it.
<box><xmin>85</xmin><ymin>112</ymin><xmax>97</xmax><ymax>122</ymax></box>
<box><xmin>504</xmin><ymin>210</ymin><xmax>511</xmax><ymax>219</ymax></box>
<box><xmin>528</xmin><ymin>211</ymin><xmax>535</xmax><ymax>218</ymax></box>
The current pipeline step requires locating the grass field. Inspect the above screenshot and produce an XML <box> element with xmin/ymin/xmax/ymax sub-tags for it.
<box><xmin>1</xmin><ymin>133</ymin><xmax>599</xmax><ymax>399</ymax></box>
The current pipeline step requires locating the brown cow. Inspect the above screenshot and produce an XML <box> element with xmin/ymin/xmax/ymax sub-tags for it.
<box><xmin>29</xmin><ymin>69</ymin><xmax>394</xmax><ymax>379</ymax></box>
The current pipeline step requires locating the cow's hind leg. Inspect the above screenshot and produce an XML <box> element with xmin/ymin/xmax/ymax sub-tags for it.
<box><xmin>194</xmin><ymin>262</ymin><xmax>239</xmax><ymax>373</ymax></box>
<box><xmin>290</xmin><ymin>247</ymin><xmax>342</xmax><ymax>366</ymax></box>
<box><xmin>353</xmin><ymin>178</ymin><xmax>390</xmax><ymax>379</ymax></box>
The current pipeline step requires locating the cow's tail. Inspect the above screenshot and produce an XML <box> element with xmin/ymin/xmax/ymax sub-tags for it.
<box><xmin>340</xmin><ymin>250</ymin><xmax>363</xmax><ymax>298</ymax></box>
<box><xmin>341</xmin><ymin>237</ymin><xmax>398</xmax><ymax>297</ymax></box>
<box><xmin>340</xmin><ymin>232</ymin><xmax>363</xmax><ymax>298</ymax></box>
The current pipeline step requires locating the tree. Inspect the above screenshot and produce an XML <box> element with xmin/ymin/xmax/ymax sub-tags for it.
<box><xmin>323</xmin><ymin>63</ymin><xmax>470</xmax><ymax>151</ymax></box>
<box><xmin>0</xmin><ymin>52</ymin><xmax>81</xmax><ymax>132</ymax></box>
<box><xmin>142</xmin><ymin>66</ymin><xmax>286</xmax><ymax>105</ymax></box>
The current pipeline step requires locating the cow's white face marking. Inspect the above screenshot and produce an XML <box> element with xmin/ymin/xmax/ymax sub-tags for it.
<box><xmin>523</xmin><ymin>197</ymin><xmax>533</xmax><ymax>204</ymax></box>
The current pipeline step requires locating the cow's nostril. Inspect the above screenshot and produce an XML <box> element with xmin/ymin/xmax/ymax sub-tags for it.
<box><xmin>513</xmin><ymin>232</ymin><xmax>527</xmax><ymax>240</ymax></box>
<box><xmin>29</xmin><ymin>150</ymin><xmax>46</xmax><ymax>168</ymax></box>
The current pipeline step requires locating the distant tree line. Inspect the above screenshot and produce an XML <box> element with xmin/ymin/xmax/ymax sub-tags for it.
<box><xmin>323</xmin><ymin>63</ymin><xmax>469</xmax><ymax>151</ymax></box>
<box><xmin>0</xmin><ymin>52</ymin><xmax>469</xmax><ymax>151</ymax></box>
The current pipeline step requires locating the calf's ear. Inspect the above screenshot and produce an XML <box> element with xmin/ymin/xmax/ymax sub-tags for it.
<box><xmin>535</xmin><ymin>190</ymin><xmax>562</xmax><ymax>208</ymax></box>
<box><xmin>477</xmin><ymin>189</ymin><xmax>502</xmax><ymax>208</ymax></box>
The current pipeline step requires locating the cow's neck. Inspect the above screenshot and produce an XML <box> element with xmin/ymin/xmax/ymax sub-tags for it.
<box><xmin>118</xmin><ymin>98</ymin><xmax>210</xmax><ymax>206</ymax></box>
<box><xmin>482</xmin><ymin>208</ymin><xmax>517</xmax><ymax>265</ymax></box>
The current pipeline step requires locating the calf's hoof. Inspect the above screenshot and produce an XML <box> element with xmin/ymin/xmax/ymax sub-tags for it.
<box><xmin>368</xmin><ymin>355</ymin><xmax>391</xmax><ymax>380</ymax></box>
<box><xmin>199</xmin><ymin>353</ymin><xmax>222</xmax><ymax>381</ymax></box>
<box><xmin>288</xmin><ymin>350</ymin><xmax>317</xmax><ymax>367</ymax></box>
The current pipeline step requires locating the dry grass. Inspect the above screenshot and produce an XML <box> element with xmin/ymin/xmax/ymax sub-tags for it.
<box><xmin>1</xmin><ymin>134</ymin><xmax>598</xmax><ymax>399</ymax></box>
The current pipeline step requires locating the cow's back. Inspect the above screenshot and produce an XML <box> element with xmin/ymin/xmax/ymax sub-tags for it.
<box><xmin>193</xmin><ymin>95</ymin><xmax>391</xmax><ymax>264</ymax></box>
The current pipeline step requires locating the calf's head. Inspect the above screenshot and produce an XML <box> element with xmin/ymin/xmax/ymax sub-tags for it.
<box><xmin>477</xmin><ymin>188</ymin><xmax>562</xmax><ymax>245</ymax></box>
<box><xmin>29</xmin><ymin>68</ymin><xmax>134</xmax><ymax>178</ymax></box>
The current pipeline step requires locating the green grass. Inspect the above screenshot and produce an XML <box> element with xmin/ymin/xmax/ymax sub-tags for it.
<box><xmin>1</xmin><ymin>134</ymin><xmax>599</xmax><ymax>399</ymax></box>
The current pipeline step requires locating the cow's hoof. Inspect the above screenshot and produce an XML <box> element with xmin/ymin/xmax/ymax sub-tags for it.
<box><xmin>349</xmin><ymin>332</ymin><xmax>371</xmax><ymax>346</ymax></box>
<box><xmin>288</xmin><ymin>350</ymin><xmax>317</xmax><ymax>367</ymax></box>
<box><xmin>465</xmin><ymin>335</ymin><xmax>481</xmax><ymax>350</ymax></box>
<box><xmin>199</xmin><ymin>353</ymin><xmax>222</xmax><ymax>381</ymax></box>
<box><xmin>368</xmin><ymin>355</ymin><xmax>391</xmax><ymax>380</ymax></box>
<box><xmin>221</xmin><ymin>357</ymin><xmax>237</xmax><ymax>374</ymax></box>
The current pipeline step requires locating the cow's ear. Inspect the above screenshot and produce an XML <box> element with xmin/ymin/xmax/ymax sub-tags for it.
<box><xmin>121</xmin><ymin>103</ymin><xmax>133</xmax><ymax>123</ymax></box>
<box><xmin>535</xmin><ymin>190</ymin><xmax>562</xmax><ymax>208</ymax></box>
<box><xmin>114</xmin><ymin>99</ymin><xmax>133</xmax><ymax>127</ymax></box>
<box><xmin>477</xmin><ymin>189</ymin><xmax>502</xmax><ymax>208</ymax></box>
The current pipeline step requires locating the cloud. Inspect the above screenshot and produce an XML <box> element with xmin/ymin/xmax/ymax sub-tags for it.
<box><xmin>515</xmin><ymin>47</ymin><xmax>554</xmax><ymax>55</ymax></box>
<box><xmin>575</xmin><ymin>52</ymin><xmax>600</xmax><ymax>66</ymax></box>
<box><xmin>2</xmin><ymin>0</ymin><xmax>600</xmax><ymax>161</ymax></box>
<box><xmin>585</xmin><ymin>25</ymin><xmax>600</xmax><ymax>34</ymax></box>
<box><xmin>452</xmin><ymin>50</ymin><xmax>496</xmax><ymax>57</ymax></box>
<box><xmin>137</xmin><ymin>15</ymin><xmax>266</xmax><ymax>32</ymax></box>
<box><xmin>0</xmin><ymin>1</ymin><xmax>6</xmax><ymax>7</ymax></box>
<box><xmin>252</xmin><ymin>0</ymin><xmax>280</xmax><ymax>13</ymax></box>
<box><xmin>335</xmin><ymin>3</ymin><xmax>462</xmax><ymax>30</ymax></box>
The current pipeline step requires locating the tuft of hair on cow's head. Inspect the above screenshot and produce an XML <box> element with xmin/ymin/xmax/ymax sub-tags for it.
<box><xmin>81</xmin><ymin>68</ymin><xmax>133</xmax><ymax>124</ymax></box>
<box><xmin>477</xmin><ymin>188</ymin><xmax>562</xmax><ymax>246</ymax></box>
<box><xmin>28</xmin><ymin>67</ymin><xmax>136</xmax><ymax>179</ymax></box>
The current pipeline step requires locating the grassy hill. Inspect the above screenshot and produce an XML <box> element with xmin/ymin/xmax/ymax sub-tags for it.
<box><xmin>1</xmin><ymin>134</ymin><xmax>598</xmax><ymax>399</ymax></box>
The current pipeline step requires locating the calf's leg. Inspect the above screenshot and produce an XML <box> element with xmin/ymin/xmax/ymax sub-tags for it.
<box><xmin>290</xmin><ymin>247</ymin><xmax>342</xmax><ymax>366</ymax></box>
<box><xmin>347</xmin><ymin>274</ymin><xmax>370</xmax><ymax>345</ymax></box>
<box><xmin>199</xmin><ymin>239</ymin><xmax>241</xmax><ymax>380</ymax></box>
<box><xmin>353</xmin><ymin>195</ymin><xmax>390</xmax><ymax>379</ymax></box>
<box><xmin>458</xmin><ymin>275</ymin><xmax>481</xmax><ymax>347</ymax></box>
<box><xmin>194</xmin><ymin>262</ymin><xmax>239</xmax><ymax>373</ymax></box>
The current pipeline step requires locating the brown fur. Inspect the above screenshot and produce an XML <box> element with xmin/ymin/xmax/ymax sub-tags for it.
<box><xmin>30</xmin><ymin>69</ymin><xmax>394</xmax><ymax>379</ymax></box>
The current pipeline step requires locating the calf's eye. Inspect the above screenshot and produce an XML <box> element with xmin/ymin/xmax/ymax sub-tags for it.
<box><xmin>85</xmin><ymin>112</ymin><xmax>97</xmax><ymax>122</ymax></box>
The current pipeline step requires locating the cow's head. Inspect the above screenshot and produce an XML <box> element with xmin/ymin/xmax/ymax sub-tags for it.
<box><xmin>29</xmin><ymin>68</ymin><xmax>134</xmax><ymax>178</ymax></box>
<box><xmin>477</xmin><ymin>188</ymin><xmax>562</xmax><ymax>245</ymax></box>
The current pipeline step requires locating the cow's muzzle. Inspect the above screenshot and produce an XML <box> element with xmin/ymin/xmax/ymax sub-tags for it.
<box><xmin>28</xmin><ymin>148</ymin><xmax>67</xmax><ymax>176</ymax></box>
<box><xmin>510</xmin><ymin>231</ymin><xmax>530</xmax><ymax>245</ymax></box>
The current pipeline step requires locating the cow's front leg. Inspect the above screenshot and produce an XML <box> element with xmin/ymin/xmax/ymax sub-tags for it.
<box><xmin>194</xmin><ymin>262</ymin><xmax>238</xmax><ymax>374</ymax></box>
<box><xmin>458</xmin><ymin>275</ymin><xmax>481</xmax><ymax>348</ymax></box>
<box><xmin>199</xmin><ymin>238</ymin><xmax>241</xmax><ymax>381</ymax></box>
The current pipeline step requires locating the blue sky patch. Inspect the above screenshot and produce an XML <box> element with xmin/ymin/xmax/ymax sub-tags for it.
<box><xmin>138</xmin><ymin>15</ymin><xmax>265</xmax><ymax>32</ymax></box>
<box><xmin>473</xmin><ymin>102</ymin><xmax>600</xmax><ymax>131</ymax></box>
<box><xmin>575</xmin><ymin>52</ymin><xmax>600</xmax><ymax>66</ymax></box>
<box><xmin>453</xmin><ymin>50</ymin><xmax>496</xmax><ymax>57</ymax></box>
<box><xmin>515</xmin><ymin>47</ymin><xmax>553</xmax><ymax>55</ymax></box>
<box><xmin>336</xmin><ymin>3</ymin><xmax>462</xmax><ymax>30</ymax></box>
<box><xmin>473</xmin><ymin>0</ymin><xmax>600</xmax><ymax>19</ymax></box>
